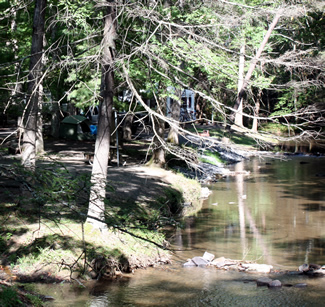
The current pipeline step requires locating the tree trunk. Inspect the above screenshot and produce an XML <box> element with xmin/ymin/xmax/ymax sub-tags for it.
<box><xmin>51</xmin><ymin>102</ymin><xmax>61</xmax><ymax>138</ymax></box>
<box><xmin>151</xmin><ymin>114</ymin><xmax>166</xmax><ymax>167</ymax></box>
<box><xmin>251</xmin><ymin>91</ymin><xmax>261</xmax><ymax>133</ymax></box>
<box><xmin>232</xmin><ymin>9</ymin><xmax>283</xmax><ymax>123</ymax></box>
<box><xmin>150</xmin><ymin>94</ymin><xmax>166</xmax><ymax>167</ymax></box>
<box><xmin>122</xmin><ymin>113</ymin><xmax>134</xmax><ymax>140</ymax></box>
<box><xmin>234</xmin><ymin>44</ymin><xmax>245</xmax><ymax>127</ymax></box>
<box><xmin>36</xmin><ymin>91</ymin><xmax>44</xmax><ymax>154</ymax></box>
<box><xmin>86</xmin><ymin>1</ymin><xmax>116</xmax><ymax>229</ymax></box>
<box><xmin>167</xmin><ymin>89</ymin><xmax>182</xmax><ymax>144</ymax></box>
<box><xmin>21</xmin><ymin>0</ymin><xmax>47</xmax><ymax>168</ymax></box>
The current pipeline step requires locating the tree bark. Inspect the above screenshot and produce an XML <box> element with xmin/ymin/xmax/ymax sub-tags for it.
<box><xmin>150</xmin><ymin>93</ymin><xmax>166</xmax><ymax>167</ymax></box>
<box><xmin>151</xmin><ymin>113</ymin><xmax>166</xmax><ymax>167</ymax></box>
<box><xmin>86</xmin><ymin>1</ymin><xmax>116</xmax><ymax>229</ymax></box>
<box><xmin>21</xmin><ymin>0</ymin><xmax>47</xmax><ymax>168</ymax></box>
<box><xmin>122</xmin><ymin>113</ymin><xmax>134</xmax><ymax>140</ymax></box>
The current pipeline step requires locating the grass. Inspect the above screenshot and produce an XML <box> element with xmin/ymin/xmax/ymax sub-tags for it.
<box><xmin>188</xmin><ymin>125</ymin><xmax>259</xmax><ymax>148</ymax></box>
<box><xmin>0</xmin><ymin>160</ymin><xmax>200</xmax><ymax>282</ymax></box>
<box><xmin>199</xmin><ymin>150</ymin><xmax>223</xmax><ymax>166</ymax></box>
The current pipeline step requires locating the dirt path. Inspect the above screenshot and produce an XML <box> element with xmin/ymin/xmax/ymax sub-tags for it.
<box><xmin>1</xmin><ymin>137</ymin><xmax>202</xmax><ymax>210</ymax></box>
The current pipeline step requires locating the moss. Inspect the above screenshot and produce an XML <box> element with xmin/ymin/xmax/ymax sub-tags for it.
<box><xmin>199</xmin><ymin>150</ymin><xmax>223</xmax><ymax>165</ymax></box>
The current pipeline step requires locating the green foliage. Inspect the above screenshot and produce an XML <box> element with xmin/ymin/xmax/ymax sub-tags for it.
<box><xmin>156</xmin><ymin>188</ymin><xmax>184</xmax><ymax>215</ymax></box>
<box><xmin>0</xmin><ymin>286</ymin><xmax>23</xmax><ymax>307</ymax></box>
<box><xmin>2</xmin><ymin>162</ymin><xmax>90</xmax><ymax>222</ymax></box>
<box><xmin>260</xmin><ymin>122</ymin><xmax>294</xmax><ymax>136</ymax></box>
<box><xmin>24</xmin><ymin>293</ymin><xmax>43</xmax><ymax>307</ymax></box>
<box><xmin>199</xmin><ymin>150</ymin><xmax>223</xmax><ymax>166</ymax></box>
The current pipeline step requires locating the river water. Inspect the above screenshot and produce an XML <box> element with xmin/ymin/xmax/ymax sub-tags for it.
<box><xmin>41</xmin><ymin>156</ymin><xmax>325</xmax><ymax>306</ymax></box>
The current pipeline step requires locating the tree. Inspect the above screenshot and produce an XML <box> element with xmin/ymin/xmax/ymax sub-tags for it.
<box><xmin>86</xmin><ymin>0</ymin><xmax>116</xmax><ymax>229</ymax></box>
<box><xmin>21</xmin><ymin>0</ymin><xmax>47</xmax><ymax>168</ymax></box>
<box><xmin>232</xmin><ymin>7</ymin><xmax>284</xmax><ymax>128</ymax></box>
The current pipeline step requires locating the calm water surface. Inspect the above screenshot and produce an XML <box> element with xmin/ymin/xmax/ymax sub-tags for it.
<box><xmin>42</xmin><ymin>156</ymin><xmax>325</xmax><ymax>306</ymax></box>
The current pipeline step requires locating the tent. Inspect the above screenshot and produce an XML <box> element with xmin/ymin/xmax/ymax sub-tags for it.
<box><xmin>59</xmin><ymin>115</ymin><xmax>91</xmax><ymax>140</ymax></box>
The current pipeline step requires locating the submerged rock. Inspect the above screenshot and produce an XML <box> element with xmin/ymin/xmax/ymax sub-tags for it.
<box><xmin>183</xmin><ymin>259</ymin><xmax>197</xmax><ymax>267</ymax></box>
<box><xmin>256</xmin><ymin>277</ymin><xmax>273</xmax><ymax>287</ymax></box>
<box><xmin>268</xmin><ymin>280</ymin><xmax>282</xmax><ymax>288</ymax></box>
<box><xmin>298</xmin><ymin>263</ymin><xmax>325</xmax><ymax>276</ymax></box>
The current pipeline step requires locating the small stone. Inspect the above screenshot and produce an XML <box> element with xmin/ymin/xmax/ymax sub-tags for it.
<box><xmin>42</xmin><ymin>295</ymin><xmax>55</xmax><ymax>301</ymax></box>
<box><xmin>298</xmin><ymin>264</ymin><xmax>309</xmax><ymax>272</ymax></box>
<box><xmin>200</xmin><ymin>187</ymin><xmax>211</xmax><ymax>198</ymax></box>
<box><xmin>211</xmin><ymin>257</ymin><xmax>226</xmax><ymax>267</ymax></box>
<box><xmin>214</xmin><ymin>257</ymin><xmax>226</xmax><ymax>263</ymax></box>
<box><xmin>256</xmin><ymin>277</ymin><xmax>273</xmax><ymax>287</ymax></box>
<box><xmin>202</xmin><ymin>251</ymin><xmax>215</xmax><ymax>262</ymax></box>
<box><xmin>183</xmin><ymin>259</ymin><xmax>196</xmax><ymax>267</ymax></box>
<box><xmin>268</xmin><ymin>280</ymin><xmax>282</xmax><ymax>288</ymax></box>
<box><xmin>192</xmin><ymin>256</ymin><xmax>209</xmax><ymax>266</ymax></box>
<box><xmin>294</xmin><ymin>283</ymin><xmax>307</xmax><ymax>288</ymax></box>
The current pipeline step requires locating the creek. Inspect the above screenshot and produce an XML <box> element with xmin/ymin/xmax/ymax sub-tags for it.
<box><xmin>38</xmin><ymin>156</ymin><xmax>325</xmax><ymax>306</ymax></box>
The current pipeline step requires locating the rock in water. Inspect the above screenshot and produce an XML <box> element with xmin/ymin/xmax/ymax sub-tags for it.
<box><xmin>256</xmin><ymin>277</ymin><xmax>273</xmax><ymax>287</ymax></box>
<box><xmin>191</xmin><ymin>257</ymin><xmax>209</xmax><ymax>267</ymax></box>
<box><xmin>202</xmin><ymin>251</ymin><xmax>215</xmax><ymax>262</ymax></box>
<box><xmin>268</xmin><ymin>280</ymin><xmax>282</xmax><ymax>288</ymax></box>
<box><xmin>183</xmin><ymin>259</ymin><xmax>197</xmax><ymax>267</ymax></box>
<box><xmin>200</xmin><ymin>187</ymin><xmax>212</xmax><ymax>198</ymax></box>
<box><xmin>298</xmin><ymin>263</ymin><xmax>309</xmax><ymax>272</ymax></box>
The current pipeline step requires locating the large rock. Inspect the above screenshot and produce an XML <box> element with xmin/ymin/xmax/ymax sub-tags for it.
<box><xmin>183</xmin><ymin>259</ymin><xmax>197</xmax><ymax>267</ymax></box>
<box><xmin>191</xmin><ymin>257</ymin><xmax>209</xmax><ymax>267</ymax></box>
<box><xmin>202</xmin><ymin>251</ymin><xmax>215</xmax><ymax>262</ymax></box>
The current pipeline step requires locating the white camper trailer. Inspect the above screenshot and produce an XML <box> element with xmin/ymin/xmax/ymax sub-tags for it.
<box><xmin>166</xmin><ymin>88</ymin><xmax>196</xmax><ymax>122</ymax></box>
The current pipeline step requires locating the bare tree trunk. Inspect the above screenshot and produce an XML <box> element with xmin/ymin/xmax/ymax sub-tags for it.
<box><xmin>151</xmin><ymin>114</ymin><xmax>166</xmax><ymax>166</ymax></box>
<box><xmin>36</xmin><ymin>90</ymin><xmax>44</xmax><ymax>154</ymax></box>
<box><xmin>21</xmin><ymin>0</ymin><xmax>47</xmax><ymax>168</ymax></box>
<box><xmin>86</xmin><ymin>1</ymin><xmax>116</xmax><ymax>229</ymax></box>
<box><xmin>251</xmin><ymin>91</ymin><xmax>261</xmax><ymax>133</ymax></box>
<box><xmin>167</xmin><ymin>89</ymin><xmax>181</xmax><ymax>144</ymax></box>
<box><xmin>122</xmin><ymin>113</ymin><xmax>134</xmax><ymax>140</ymax></box>
<box><xmin>150</xmin><ymin>94</ymin><xmax>166</xmax><ymax>167</ymax></box>
<box><xmin>232</xmin><ymin>9</ymin><xmax>283</xmax><ymax>123</ymax></box>
<box><xmin>51</xmin><ymin>102</ymin><xmax>61</xmax><ymax>138</ymax></box>
<box><xmin>234</xmin><ymin>44</ymin><xmax>245</xmax><ymax>127</ymax></box>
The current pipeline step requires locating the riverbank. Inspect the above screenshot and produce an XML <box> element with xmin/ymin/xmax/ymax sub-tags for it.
<box><xmin>2</xmin><ymin>127</ymin><xmax>325</xmax><ymax>305</ymax></box>
<box><xmin>0</xmin><ymin>123</ymin><xmax>305</xmax><ymax>286</ymax></box>
<box><xmin>0</xmin><ymin>133</ymin><xmax>206</xmax><ymax>289</ymax></box>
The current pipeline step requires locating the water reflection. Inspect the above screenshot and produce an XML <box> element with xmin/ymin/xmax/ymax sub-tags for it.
<box><xmin>43</xmin><ymin>157</ymin><xmax>325</xmax><ymax>306</ymax></box>
<box><xmin>172</xmin><ymin>156</ymin><xmax>325</xmax><ymax>268</ymax></box>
